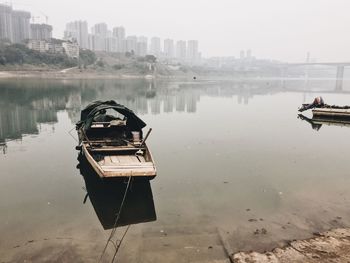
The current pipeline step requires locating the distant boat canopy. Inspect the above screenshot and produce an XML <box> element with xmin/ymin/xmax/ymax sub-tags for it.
<box><xmin>76</xmin><ymin>100</ymin><xmax>146</xmax><ymax>132</ymax></box>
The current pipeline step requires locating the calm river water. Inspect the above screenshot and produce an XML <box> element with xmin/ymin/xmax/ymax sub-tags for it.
<box><xmin>1</xmin><ymin>78</ymin><xmax>350</xmax><ymax>262</ymax></box>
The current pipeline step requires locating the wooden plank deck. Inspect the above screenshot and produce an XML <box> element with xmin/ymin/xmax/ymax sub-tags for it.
<box><xmin>98</xmin><ymin>155</ymin><xmax>148</xmax><ymax>165</ymax></box>
<box><xmin>82</xmin><ymin>143</ymin><xmax>156</xmax><ymax>178</ymax></box>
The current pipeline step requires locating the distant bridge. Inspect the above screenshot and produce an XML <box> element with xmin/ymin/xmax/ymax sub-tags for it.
<box><xmin>279</xmin><ymin>62</ymin><xmax>350</xmax><ymax>91</ymax></box>
<box><xmin>283</xmin><ymin>62</ymin><xmax>350</xmax><ymax>67</ymax></box>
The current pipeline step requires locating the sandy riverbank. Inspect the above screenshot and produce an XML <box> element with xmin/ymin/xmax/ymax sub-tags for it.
<box><xmin>3</xmin><ymin>226</ymin><xmax>350</xmax><ymax>262</ymax></box>
<box><xmin>233</xmin><ymin>228</ymin><xmax>350</xmax><ymax>262</ymax></box>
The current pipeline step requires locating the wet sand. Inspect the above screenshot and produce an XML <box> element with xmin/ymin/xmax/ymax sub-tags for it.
<box><xmin>3</xmin><ymin>226</ymin><xmax>350</xmax><ymax>263</ymax></box>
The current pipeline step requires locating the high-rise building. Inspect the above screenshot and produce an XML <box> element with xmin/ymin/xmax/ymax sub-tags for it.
<box><xmin>105</xmin><ymin>37</ymin><xmax>117</xmax><ymax>52</ymax></box>
<box><xmin>12</xmin><ymin>10</ymin><xmax>30</xmax><ymax>43</ymax></box>
<box><xmin>92</xmin><ymin>23</ymin><xmax>108</xmax><ymax>38</ymax></box>
<box><xmin>0</xmin><ymin>4</ymin><xmax>13</xmax><ymax>42</ymax></box>
<box><xmin>126</xmin><ymin>35</ymin><xmax>137</xmax><ymax>53</ymax></box>
<box><xmin>150</xmin><ymin>37</ymin><xmax>161</xmax><ymax>57</ymax></box>
<box><xmin>240</xmin><ymin>50</ymin><xmax>245</xmax><ymax>60</ymax></box>
<box><xmin>120</xmin><ymin>39</ymin><xmax>128</xmax><ymax>53</ymax></box>
<box><xmin>246</xmin><ymin>49</ymin><xmax>252</xmax><ymax>59</ymax></box>
<box><xmin>187</xmin><ymin>40</ymin><xmax>199</xmax><ymax>62</ymax></box>
<box><xmin>88</xmin><ymin>34</ymin><xmax>96</xmax><ymax>51</ymax></box>
<box><xmin>138</xmin><ymin>36</ymin><xmax>147</xmax><ymax>44</ymax></box>
<box><xmin>164</xmin><ymin>39</ymin><xmax>174</xmax><ymax>58</ymax></box>
<box><xmin>136</xmin><ymin>42</ymin><xmax>147</xmax><ymax>56</ymax></box>
<box><xmin>89</xmin><ymin>23</ymin><xmax>108</xmax><ymax>51</ymax></box>
<box><xmin>64</xmin><ymin>20</ymin><xmax>88</xmax><ymax>49</ymax></box>
<box><xmin>88</xmin><ymin>34</ymin><xmax>104</xmax><ymax>51</ymax></box>
<box><xmin>0</xmin><ymin>4</ymin><xmax>32</xmax><ymax>43</ymax></box>
<box><xmin>136</xmin><ymin>36</ymin><xmax>148</xmax><ymax>56</ymax></box>
<box><xmin>30</xmin><ymin>24</ymin><xmax>52</xmax><ymax>41</ymax></box>
<box><xmin>113</xmin><ymin>27</ymin><xmax>126</xmax><ymax>52</ymax></box>
<box><xmin>113</xmin><ymin>26</ymin><xmax>125</xmax><ymax>40</ymax></box>
<box><xmin>176</xmin><ymin>40</ymin><xmax>186</xmax><ymax>60</ymax></box>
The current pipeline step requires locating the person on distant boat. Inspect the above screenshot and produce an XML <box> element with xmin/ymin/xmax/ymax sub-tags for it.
<box><xmin>298</xmin><ymin>96</ymin><xmax>324</xmax><ymax>112</ymax></box>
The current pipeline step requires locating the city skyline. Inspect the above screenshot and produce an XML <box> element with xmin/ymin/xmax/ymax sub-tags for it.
<box><xmin>0</xmin><ymin>3</ymin><xmax>201</xmax><ymax>62</ymax></box>
<box><xmin>5</xmin><ymin>0</ymin><xmax>350</xmax><ymax>62</ymax></box>
<box><xmin>64</xmin><ymin>19</ymin><xmax>201</xmax><ymax>61</ymax></box>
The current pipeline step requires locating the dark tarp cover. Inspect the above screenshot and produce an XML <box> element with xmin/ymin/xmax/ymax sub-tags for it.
<box><xmin>76</xmin><ymin>100</ymin><xmax>146</xmax><ymax>131</ymax></box>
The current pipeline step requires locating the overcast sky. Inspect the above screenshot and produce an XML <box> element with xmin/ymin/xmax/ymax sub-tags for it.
<box><xmin>10</xmin><ymin>0</ymin><xmax>350</xmax><ymax>62</ymax></box>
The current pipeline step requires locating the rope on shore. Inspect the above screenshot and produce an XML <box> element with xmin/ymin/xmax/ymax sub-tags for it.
<box><xmin>98</xmin><ymin>176</ymin><xmax>132</xmax><ymax>263</ymax></box>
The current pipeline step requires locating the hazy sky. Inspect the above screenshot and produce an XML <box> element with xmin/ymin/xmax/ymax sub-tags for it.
<box><xmin>10</xmin><ymin>0</ymin><xmax>350</xmax><ymax>62</ymax></box>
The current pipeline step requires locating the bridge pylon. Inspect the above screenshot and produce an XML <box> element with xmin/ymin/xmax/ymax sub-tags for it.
<box><xmin>335</xmin><ymin>65</ymin><xmax>344</xmax><ymax>91</ymax></box>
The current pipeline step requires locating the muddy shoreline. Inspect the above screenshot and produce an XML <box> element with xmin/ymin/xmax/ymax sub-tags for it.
<box><xmin>0</xmin><ymin>71</ymin><xmax>160</xmax><ymax>80</ymax></box>
<box><xmin>233</xmin><ymin>228</ymin><xmax>350</xmax><ymax>262</ymax></box>
<box><xmin>3</xmin><ymin>226</ymin><xmax>350</xmax><ymax>262</ymax></box>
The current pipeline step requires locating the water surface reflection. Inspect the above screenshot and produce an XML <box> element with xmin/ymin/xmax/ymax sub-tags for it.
<box><xmin>2</xmin><ymin>78</ymin><xmax>350</xmax><ymax>261</ymax></box>
<box><xmin>78</xmin><ymin>153</ymin><xmax>157</xmax><ymax>230</ymax></box>
<box><xmin>1</xmin><ymin>78</ymin><xmax>350</xmax><ymax>149</ymax></box>
<box><xmin>298</xmin><ymin>114</ymin><xmax>350</xmax><ymax>131</ymax></box>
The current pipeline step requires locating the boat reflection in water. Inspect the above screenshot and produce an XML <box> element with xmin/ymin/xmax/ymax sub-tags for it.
<box><xmin>77</xmin><ymin>153</ymin><xmax>157</xmax><ymax>230</ymax></box>
<box><xmin>298</xmin><ymin>114</ymin><xmax>350</xmax><ymax>131</ymax></box>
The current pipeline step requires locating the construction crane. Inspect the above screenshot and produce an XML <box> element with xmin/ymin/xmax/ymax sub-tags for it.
<box><xmin>39</xmin><ymin>11</ymin><xmax>49</xmax><ymax>24</ymax></box>
<box><xmin>31</xmin><ymin>16</ymin><xmax>40</xmax><ymax>24</ymax></box>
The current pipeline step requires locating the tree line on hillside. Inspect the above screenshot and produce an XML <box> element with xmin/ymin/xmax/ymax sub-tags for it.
<box><xmin>0</xmin><ymin>39</ymin><xmax>159</xmax><ymax>71</ymax></box>
<box><xmin>0</xmin><ymin>41</ymin><xmax>97</xmax><ymax>69</ymax></box>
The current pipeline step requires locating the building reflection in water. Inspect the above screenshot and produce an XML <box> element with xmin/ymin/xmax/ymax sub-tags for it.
<box><xmin>77</xmin><ymin>153</ymin><xmax>157</xmax><ymax>229</ymax></box>
<box><xmin>0</xmin><ymin>78</ymin><xmax>349</xmax><ymax>152</ymax></box>
<box><xmin>0</xmin><ymin>79</ymin><xmax>81</xmax><ymax>149</ymax></box>
<box><xmin>0</xmin><ymin>104</ymin><xmax>38</xmax><ymax>140</ymax></box>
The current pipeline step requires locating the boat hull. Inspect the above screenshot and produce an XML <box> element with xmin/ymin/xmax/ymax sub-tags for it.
<box><xmin>82</xmin><ymin>143</ymin><xmax>157</xmax><ymax>179</ymax></box>
<box><xmin>312</xmin><ymin>108</ymin><xmax>350</xmax><ymax>118</ymax></box>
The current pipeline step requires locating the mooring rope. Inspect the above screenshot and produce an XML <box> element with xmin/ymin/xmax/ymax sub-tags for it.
<box><xmin>110</xmin><ymin>225</ymin><xmax>131</xmax><ymax>263</ymax></box>
<box><xmin>98</xmin><ymin>176</ymin><xmax>132</xmax><ymax>263</ymax></box>
<box><xmin>67</xmin><ymin>126</ymin><xmax>78</xmax><ymax>143</ymax></box>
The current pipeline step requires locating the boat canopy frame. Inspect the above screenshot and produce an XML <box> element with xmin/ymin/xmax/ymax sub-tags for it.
<box><xmin>76</xmin><ymin>100</ymin><xmax>146</xmax><ymax>132</ymax></box>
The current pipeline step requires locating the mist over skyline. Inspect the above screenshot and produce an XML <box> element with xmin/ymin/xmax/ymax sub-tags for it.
<box><xmin>8</xmin><ymin>0</ymin><xmax>350</xmax><ymax>62</ymax></box>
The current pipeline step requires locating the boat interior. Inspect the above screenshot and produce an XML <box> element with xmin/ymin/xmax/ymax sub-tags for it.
<box><xmin>82</xmin><ymin>116</ymin><xmax>154</xmax><ymax>175</ymax></box>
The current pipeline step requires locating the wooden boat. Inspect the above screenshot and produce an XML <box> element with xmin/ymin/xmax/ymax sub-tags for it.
<box><xmin>76</xmin><ymin>100</ymin><xmax>156</xmax><ymax>179</ymax></box>
<box><xmin>312</xmin><ymin>107</ymin><xmax>350</xmax><ymax>118</ymax></box>
<box><xmin>299</xmin><ymin>97</ymin><xmax>350</xmax><ymax>119</ymax></box>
